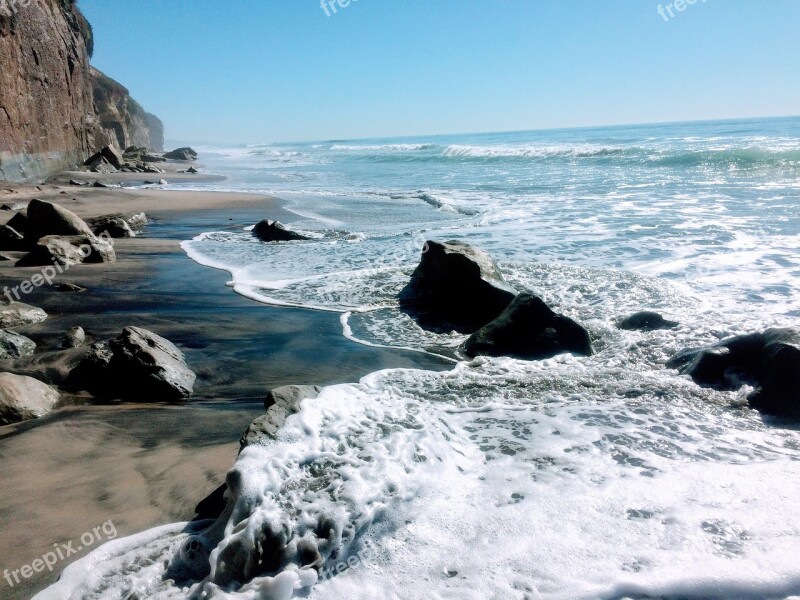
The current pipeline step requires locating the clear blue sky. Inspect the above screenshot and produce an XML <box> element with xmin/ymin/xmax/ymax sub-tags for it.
<box><xmin>79</xmin><ymin>0</ymin><xmax>800</xmax><ymax>145</ymax></box>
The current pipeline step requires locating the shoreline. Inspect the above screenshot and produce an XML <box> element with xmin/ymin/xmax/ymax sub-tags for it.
<box><xmin>0</xmin><ymin>181</ymin><xmax>452</xmax><ymax>599</ymax></box>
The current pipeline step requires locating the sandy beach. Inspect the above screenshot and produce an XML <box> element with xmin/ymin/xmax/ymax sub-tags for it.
<box><xmin>0</xmin><ymin>182</ymin><xmax>451</xmax><ymax>599</ymax></box>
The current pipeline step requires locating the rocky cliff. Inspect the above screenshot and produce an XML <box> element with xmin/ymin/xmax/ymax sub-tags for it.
<box><xmin>92</xmin><ymin>67</ymin><xmax>163</xmax><ymax>153</ymax></box>
<box><xmin>0</xmin><ymin>0</ymin><xmax>162</xmax><ymax>182</ymax></box>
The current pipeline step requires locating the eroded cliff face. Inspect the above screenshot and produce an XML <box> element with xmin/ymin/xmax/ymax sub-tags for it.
<box><xmin>0</xmin><ymin>0</ymin><xmax>163</xmax><ymax>182</ymax></box>
<box><xmin>0</xmin><ymin>0</ymin><xmax>95</xmax><ymax>181</ymax></box>
<box><xmin>92</xmin><ymin>67</ymin><xmax>164</xmax><ymax>153</ymax></box>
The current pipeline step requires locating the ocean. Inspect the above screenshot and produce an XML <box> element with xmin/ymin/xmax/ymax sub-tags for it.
<box><xmin>38</xmin><ymin>117</ymin><xmax>800</xmax><ymax>599</ymax></box>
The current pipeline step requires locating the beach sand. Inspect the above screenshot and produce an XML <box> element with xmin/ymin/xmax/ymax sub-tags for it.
<box><xmin>0</xmin><ymin>183</ymin><xmax>451</xmax><ymax>599</ymax></box>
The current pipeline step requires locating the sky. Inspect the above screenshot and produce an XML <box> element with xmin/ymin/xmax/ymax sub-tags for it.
<box><xmin>79</xmin><ymin>0</ymin><xmax>800</xmax><ymax>145</ymax></box>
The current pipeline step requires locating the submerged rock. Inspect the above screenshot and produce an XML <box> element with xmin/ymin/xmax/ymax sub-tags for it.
<box><xmin>16</xmin><ymin>234</ymin><xmax>115</xmax><ymax>267</ymax></box>
<box><xmin>252</xmin><ymin>219</ymin><xmax>309</xmax><ymax>242</ymax></box>
<box><xmin>617</xmin><ymin>311</ymin><xmax>678</xmax><ymax>331</ymax></box>
<box><xmin>668</xmin><ymin>328</ymin><xmax>800</xmax><ymax>418</ymax></box>
<box><xmin>240</xmin><ymin>384</ymin><xmax>322</xmax><ymax>450</ymax></box>
<box><xmin>0</xmin><ymin>373</ymin><xmax>60</xmax><ymax>424</ymax></box>
<box><xmin>0</xmin><ymin>329</ymin><xmax>37</xmax><ymax>358</ymax></box>
<box><xmin>68</xmin><ymin>326</ymin><xmax>195</xmax><ymax>401</ymax></box>
<box><xmin>61</xmin><ymin>326</ymin><xmax>86</xmax><ymax>349</ymax></box>
<box><xmin>461</xmin><ymin>293</ymin><xmax>593</xmax><ymax>360</ymax></box>
<box><xmin>399</xmin><ymin>240</ymin><xmax>516</xmax><ymax>333</ymax></box>
<box><xmin>0</xmin><ymin>301</ymin><xmax>48</xmax><ymax>328</ymax></box>
<box><xmin>164</xmin><ymin>147</ymin><xmax>198</xmax><ymax>161</ymax></box>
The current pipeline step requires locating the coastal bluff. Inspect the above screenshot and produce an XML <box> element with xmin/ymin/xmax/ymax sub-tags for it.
<box><xmin>0</xmin><ymin>0</ymin><xmax>162</xmax><ymax>183</ymax></box>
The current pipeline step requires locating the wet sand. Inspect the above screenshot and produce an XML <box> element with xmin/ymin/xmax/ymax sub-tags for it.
<box><xmin>0</xmin><ymin>184</ymin><xmax>451</xmax><ymax>599</ymax></box>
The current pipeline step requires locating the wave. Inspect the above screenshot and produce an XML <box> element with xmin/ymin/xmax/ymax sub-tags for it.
<box><xmin>442</xmin><ymin>144</ymin><xmax>627</xmax><ymax>159</ymax></box>
<box><xmin>330</xmin><ymin>143</ymin><xmax>437</xmax><ymax>152</ymax></box>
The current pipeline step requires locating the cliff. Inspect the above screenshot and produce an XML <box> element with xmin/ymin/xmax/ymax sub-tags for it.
<box><xmin>0</xmin><ymin>0</ymin><xmax>163</xmax><ymax>182</ymax></box>
<box><xmin>92</xmin><ymin>67</ymin><xmax>164</xmax><ymax>152</ymax></box>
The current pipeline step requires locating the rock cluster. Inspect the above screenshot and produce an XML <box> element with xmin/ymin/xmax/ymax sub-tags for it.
<box><xmin>84</xmin><ymin>145</ymin><xmax>166</xmax><ymax>174</ymax></box>
<box><xmin>0</xmin><ymin>199</ymin><xmax>118</xmax><ymax>266</ymax></box>
<box><xmin>401</xmin><ymin>240</ymin><xmax>593</xmax><ymax>361</ymax></box>
<box><xmin>163</xmin><ymin>147</ymin><xmax>199</xmax><ymax>161</ymax></box>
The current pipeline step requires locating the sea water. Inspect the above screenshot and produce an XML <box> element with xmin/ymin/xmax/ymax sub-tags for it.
<box><xmin>36</xmin><ymin>117</ymin><xmax>800</xmax><ymax>599</ymax></box>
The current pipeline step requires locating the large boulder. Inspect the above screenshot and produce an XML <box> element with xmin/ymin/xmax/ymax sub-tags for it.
<box><xmin>24</xmin><ymin>199</ymin><xmax>95</xmax><ymax>242</ymax></box>
<box><xmin>163</xmin><ymin>147</ymin><xmax>198</xmax><ymax>161</ymax></box>
<box><xmin>668</xmin><ymin>328</ymin><xmax>800</xmax><ymax>418</ymax></box>
<box><xmin>16</xmin><ymin>234</ymin><xmax>115</xmax><ymax>267</ymax></box>
<box><xmin>240</xmin><ymin>384</ymin><xmax>322</xmax><ymax>450</ymax></box>
<box><xmin>399</xmin><ymin>240</ymin><xmax>516</xmax><ymax>333</ymax></box>
<box><xmin>617</xmin><ymin>311</ymin><xmax>678</xmax><ymax>331</ymax></box>
<box><xmin>0</xmin><ymin>329</ymin><xmax>37</xmax><ymax>359</ymax></box>
<box><xmin>0</xmin><ymin>302</ymin><xmax>48</xmax><ymax>328</ymax></box>
<box><xmin>252</xmin><ymin>220</ymin><xmax>308</xmax><ymax>242</ymax></box>
<box><xmin>461</xmin><ymin>293</ymin><xmax>593</xmax><ymax>360</ymax></box>
<box><xmin>68</xmin><ymin>327</ymin><xmax>195</xmax><ymax>401</ymax></box>
<box><xmin>0</xmin><ymin>373</ymin><xmax>60</xmax><ymax>425</ymax></box>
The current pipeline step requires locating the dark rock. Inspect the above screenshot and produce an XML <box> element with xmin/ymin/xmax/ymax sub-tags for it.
<box><xmin>0</xmin><ymin>254</ymin><xmax>12</xmax><ymax>262</ymax></box>
<box><xmin>0</xmin><ymin>301</ymin><xmax>48</xmax><ymax>328</ymax></box>
<box><xmin>25</xmin><ymin>199</ymin><xmax>95</xmax><ymax>242</ymax></box>
<box><xmin>194</xmin><ymin>482</ymin><xmax>228</xmax><ymax>521</ymax></box>
<box><xmin>252</xmin><ymin>220</ymin><xmax>309</xmax><ymax>242</ymax></box>
<box><xmin>187</xmin><ymin>166</ymin><xmax>198</xmax><ymax>174</ymax></box>
<box><xmin>1</xmin><ymin>203</ymin><xmax>25</xmax><ymax>211</ymax></box>
<box><xmin>93</xmin><ymin>181</ymin><xmax>115</xmax><ymax>188</ymax></box>
<box><xmin>61</xmin><ymin>326</ymin><xmax>86</xmax><ymax>349</ymax></box>
<box><xmin>461</xmin><ymin>293</ymin><xmax>593</xmax><ymax>360</ymax></box>
<box><xmin>617</xmin><ymin>311</ymin><xmax>679</xmax><ymax>331</ymax></box>
<box><xmin>6</xmin><ymin>212</ymin><xmax>29</xmax><ymax>236</ymax></box>
<box><xmin>0</xmin><ymin>225</ymin><xmax>27</xmax><ymax>251</ymax></box>
<box><xmin>164</xmin><ymin>147</ymin><xmax>198</xmax><ymax>161</ymax></box>
<box><xmin>0</xmin><ymin>329</ymin><xmax>37</xmax><ymax>359</ymax></box>
<box><xmin>0</xmin><ymin>373</ymin><xmax>61</xmax><ymax>425</ymax></box>
<box><xmin>399</xmin><ymin>240</ymin><xmax>517</xmax><ymax>333</ymax></box>
<box><xmin>69</xmin><ymin>179</ymin><xmax>89</xmax><ymax>186</ymax></box>
<box><xmin>668</xmin><ymin>328</ymin><xmax>800</xmax><ymax>418</ymax></box>
<box><xmin>16</xmin><ymin>234</ymin><xmax>116</xmax><ymax>267</ymax></box>
<box><xmin>84</xmin><ymin>145</ymin><xmax>124</xmax><ymax>170</ymax></box>
<box><xmin>53</xmin><ymin>283</ymin><xmax>86</xmax><ymax>292</ymax></box>
<box><xmin>142</xmin><ymin>154</ymin><xmax>167</xmax><ymax>163</ymax></box>
<box><xmin>68</xmin><ymin>326</ymin><xmax>195</xmax><ymax>401</ymax></box>
<box><xmin>240</xmin><ymin>384</ymin><xmax>322</xmax><ymax>450</ymax></box>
